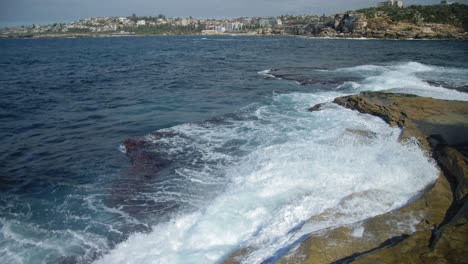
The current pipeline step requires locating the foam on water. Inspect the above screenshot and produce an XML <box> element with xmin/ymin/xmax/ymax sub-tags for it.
<box><xmin>2</xmin><ymin>36</ymin><xmax>467</xmax><ymax>264</ymax></box>
<box><xmin>0</xmin><ymin>217</ymin><xmax>110</xmax><ymax>263</ymax></box>
<box><xmin>96</xmin><ymin>91</ymin><xmax>438</xmax><ymax>264</ymax></box>
<box><xmin>258</xmin><ymin>69</ymin><xmax>279</xmax><ymax>79</ymax></box>
<box><xmin>298</xmin><ymin>36</ymin><xmax>377</xmax><ymax>40</ymax></box>
<box><xmin>333</xmin><ymin>62</ymin><xmax>468</xmax><ymax>101</ymax></box>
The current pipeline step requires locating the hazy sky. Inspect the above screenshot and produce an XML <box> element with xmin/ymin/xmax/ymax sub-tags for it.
<box><xmin>0</xmin><ymin>0</ymin><xmax>465</xmax><ymax>26</ymax></box>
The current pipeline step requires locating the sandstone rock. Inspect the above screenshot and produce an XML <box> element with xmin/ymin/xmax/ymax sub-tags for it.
<box><xmin>223</xmin><ymin>93</ymin><xmax>468</xmax><ymax>264</ymax></box>
<box><xmin>347</xmin><ymin>13</ymin><xmax>368</xmax><ymax>32</ymax></box>
<box><xmin>369</xmin><ymin>31</ymin><xmax>386</xmax><ymax>38</ymax></box>
<box><xmin>425</xmin><ymin>201</ymin><xmax>468</xmax><ymax>264</ymax></box>
<box><xmin>334</xmin><ymin>14</ymin><xmax>344</xmax><ymax>29</ymax></box>
<box><xmin>334</xmin><ymin>13</ymin><xmax>368</xmax><ymax>34</ymax></box>
<box><xmin>318</xmin><ymin>27</ymin><xmax>337</xmax><ymax>37</ymax></box>
<box><xmin>303</xmin><ymin>22</ymin><xmax>326</xmax><ymax>35</ymax></box>
<box><xmin>275</xmin><ymin>170</ymin><xmax>452</xmax><ymax>264</ymax></box>
<box><xmin>333</xmin><ymin>92</ymin><xmax>468</xmax><ymax>263</ymax></box>
<box><xmin>385</xmin><ymin>31</ymin><xmax>397</xmax><ymax>38</ymax></box>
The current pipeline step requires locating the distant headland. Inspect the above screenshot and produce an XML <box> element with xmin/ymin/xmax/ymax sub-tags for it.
<box><xmin>1</xmin><ymin>1</ymin><xmax>467</xmax><ymax>40</ymax></box>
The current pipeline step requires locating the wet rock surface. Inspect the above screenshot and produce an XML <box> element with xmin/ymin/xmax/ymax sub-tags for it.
<box><xmin>223</xmin><ymin>92</ymin><xmax>468</xmax><ymax>263</ymax></box>
<box><xmin>329</xmin><ymin>93</ymin><xmax>467</xmax><ymax>263</ymax></box>
<box><xmin>123</xmin><ymin>131</ymin><xmax>179</xmax><ymax>178</ymax></box>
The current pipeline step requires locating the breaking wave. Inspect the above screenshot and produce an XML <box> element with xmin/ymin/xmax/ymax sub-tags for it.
<box><xmin>3</xmin><ymin>37</ymin><xmax>466</xmax><ymax>264</ymax></box>
<box><xmin>96</xmin><ymin>88</ymin><xmax>439</xmax><ymax>263</ymax></box>
<box><xmin>332</xmin><ymin>62</ymin><xmax>468</xmax><ymax>100</ymax></box>
<box><xmin>264</xmin><ymin>62</ymin><xmax>468</xmax><ymax>101</ymax></box>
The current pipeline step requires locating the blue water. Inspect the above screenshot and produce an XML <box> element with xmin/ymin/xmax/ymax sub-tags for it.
<box><xmin>0</xmin><ymin>36</ymin><xmax>467</xmax><ymax>263</ymax></box>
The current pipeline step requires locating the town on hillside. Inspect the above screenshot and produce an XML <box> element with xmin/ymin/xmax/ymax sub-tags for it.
<box><xmin>1</xmin><ymin>0</ymin><xmax>467</xmax><ymax>39</ymax></box>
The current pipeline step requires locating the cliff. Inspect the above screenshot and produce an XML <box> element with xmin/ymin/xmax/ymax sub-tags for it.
<box><xmin>287</xmin><ymin>4</ymin><xmax>468</xmax><ymax>39</ymax></box>
<box><xmin>224</xmin><ymin>93</ymin><xmax>468</xmax><ymax>263</ymax></box>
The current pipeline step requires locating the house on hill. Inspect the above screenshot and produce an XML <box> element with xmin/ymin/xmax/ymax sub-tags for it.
<box><xmin>377</xmin><ymin>0</ymin><xmax>404</xmax><ymax>8</ymax></box>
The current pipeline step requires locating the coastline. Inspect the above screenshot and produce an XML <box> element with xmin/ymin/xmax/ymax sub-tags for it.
<box><xmin>2</xmin><ymin>30</ymin><xmax>467</xmax><ymax>263</ymax></box>
<box><xmin>224</xmin><ymin>92</ymin><xmax>468</xmax><ymax>263</ymax></box>
<box><xmin>3</xmin><ymin>4</ymin><xmax>467</xmax><ymax>41</ymax></box>
<box><xmin>2</xmin><ymin>33</ymin><xmax>467</xmax><ymax>40</ymax></box>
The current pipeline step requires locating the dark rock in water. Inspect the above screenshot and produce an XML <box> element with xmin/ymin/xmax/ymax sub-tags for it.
<box><xmin>123</xmin><ymin>137</ymin><xmax>150</xmax><ymax>154</ymax></box>
<box><xmin>264</xmin><ymin>68</ymin><xmax>360</xmax><ymax>87</ymax></box>
<box><xmin>425</xmin><ymin>80</ymin><xmax>468</xmax><ymax>92</ymax></box>
<box><xmin>308</xmin><ymin>103</ymin><xmax>325</xmax><ymax>112</ymax></box>
<box><xmin>123</xmin><ymin>131</ymin><xmax>179</xmax><ymax>178</ymax></box>
<box><xmin>345</xmin><ymin>128</ymin><xmax>378</xmax><ymax>139</ymax></box>
<box><xmin>110</xmin><ymin>130</ymin><xmax>185</xmax><ymax>221</ymax></box>
<box><xmin>307</xmin><ymin>102</ymin><xmax>341</xmax><ymax>112</ymax></box>
<box><xmin>124</xmin><ymin>131</ymin><xmax>178</xmax><ymax>152</ymax></box>
<box><xmin>124</xmin><ymin>131</ymin><xmax>178</xmax><ymax>153</ymax></box>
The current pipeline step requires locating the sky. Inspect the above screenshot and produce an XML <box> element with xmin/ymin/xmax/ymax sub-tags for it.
<box><xmin>0</xmin><ymin>0</ymin><xmax>466</xmax><ymax>26</ymax></box>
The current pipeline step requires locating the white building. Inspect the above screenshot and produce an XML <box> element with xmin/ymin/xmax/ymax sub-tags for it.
<box><xmin>136</xmin><ymin>20</ymin><xmax>146</xmax><ymax>26</ymax></box>
<box><xmin>377</xmin><ymin>0</ymin><xmax>403</xmax><ymax>8</ymax></box>
<box><xmin>215</xmin><ymin>26</ymin><xmax>226</xmax><ymax>33</ymax></box>
<box><xmin>180</xmin><ymin>18</ymin><xmax>189</xmax><ymax>26</ymax></box>
<box><xmin>225</xmin><ymin>22</ymin><xmax>244</xmax><ymax>32</ymax></box>
<box><xmin>259</xmin><ymin>18</ymin><xmax>273</xmax><ymax>28</ymax></box>
<box><xmin>157</xmin><ymin>18</ymin><xmax>167</xmax><ymax>25</ymax></box>
<box><xmin>118</xmin><ymin>17</ymin><xmax>131</xmax><ymax>26</ymax></box>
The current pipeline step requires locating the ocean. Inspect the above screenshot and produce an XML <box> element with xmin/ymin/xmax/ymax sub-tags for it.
<box><xmin>0</xmin><ymin>36</ymin><xmax>467</xmax><ymax>264</ymax></box>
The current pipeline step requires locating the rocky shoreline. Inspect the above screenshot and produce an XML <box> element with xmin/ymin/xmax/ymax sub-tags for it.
<box><xmin>3</xmin><ymin>26</ymin><xmax>467</xmax><ymax>40</ymax></box>
<box><xmin>3</xmin><ymin>33</ymin><xmax>466</xmax><ymax>41</ymax></box>
<box><xmin>3</xmin><ymin>4</ymin><xmax>468</xmax><ymax>40</ymax></box>
<box><xmin>285</xmin><ymin>12</ymin><xmax>468</xmax><ymax>40</ymax></box>
<box><xmin>224</xmin><ymin>92</ymin><xmax>468</xmax><ymax>263</ymax></box>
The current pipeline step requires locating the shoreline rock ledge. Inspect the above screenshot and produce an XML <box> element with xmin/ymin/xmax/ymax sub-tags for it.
<box><xmin>224</xmin><ymin>92</ymin><xmax>468</xmax><ymax>264</ymax></box>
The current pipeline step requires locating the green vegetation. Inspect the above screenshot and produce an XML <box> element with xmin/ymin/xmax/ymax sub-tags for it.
<box><xmin>66</xmin><ymin>28</ymin><xmax>92</xmax><ymax>33</ymax></box>
<box><xmin>356</xmin><ymin>3</ymin><xmax>468</xmax><ymax>30</ymax></box>
<box><xmin>127</xmin><ymin>14</ymin><xmax>168</xmax><ymax>23</ymax></box>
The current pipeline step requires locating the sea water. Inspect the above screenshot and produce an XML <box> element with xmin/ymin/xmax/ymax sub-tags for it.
<box><xmin>0</xmin><ymin>36</ymin><xmax>467</xmax><ymax>263</ymax></box>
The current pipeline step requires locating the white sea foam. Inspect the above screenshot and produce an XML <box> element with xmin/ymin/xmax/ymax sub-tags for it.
<box><xmin>351</xmin><ymin>224</ymin><xmax>365</xmax><ymax>238</ymax></box>
<box><xmin>257</xmin><ymin>69</ymin><xmax>278</xmax><ymax>79</ymax></box>
<box><xmin>118</xmin><ymin>144</ymin><xmax>127</xmax><ymax>153</ymax></box>
<box><xmin>96</xmin><ymin>91</ymin><xmax>438</xmax><ymax>264</ymax></box>
<box><xmin>334</xmin><ymin>62</ymin><xmax>468</xmax><ymax>101</ymax></box>
<box><xmin>0</xmin><ymin>186</ymin><xmax>147</xmax><ymax>263</ymax></box>
<box><xmin>0</xmin><ymin>217</ymin><xmax>110</xmax><ymax>263</ymax></box>
<box><xmin>298</xmin><ymin>36</ymin><xmax>377</xmax><ymax>40</ymax></box>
